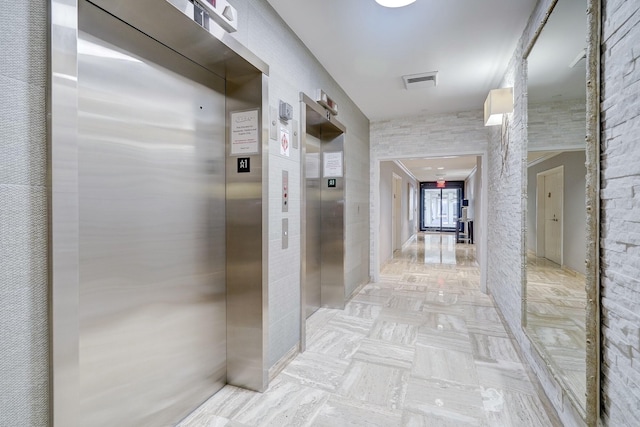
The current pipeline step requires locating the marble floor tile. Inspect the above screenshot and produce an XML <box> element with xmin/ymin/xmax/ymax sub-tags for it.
<box><xmin>337</xmin><ymin>360</ymin><xmax>409</xmax><ymax>410</ymax></box>
<box><xmin>342</xmin><ymin>301</ymin><xmax>384</xmax><ymax>319</ymax></box>
<box><xmin>417</xmin><ymin>325</ymin><xmax>473</xmax><ymax>354</ymax></box>
<box><xmin>181</xmin><ymin>233</ymin><xmax>558</xmax><ymax>427</ymax></box>
<box><xmin>305</xmin><ymin>308</ymin><xmax>337</xmax><ymax>334</ymax></box>
<box><xmin>412</xmin><ymin>344</ymin><xmax>479</xmax><ymax>385</ymax></box>
<box><xmin>423</xmin><ymin>290</ymin><xmax>464</xmax><ymax>306</ymax></box>
<box><xmin>350</xmin><ymin>292</ymin><xmax>390</xmax><ymax>305</ymax></box>
<box><xmin>278</xmin><ymin>351</ymin><xmax>350</xmax><ymax>392</ymax></box>
<box><xmin>369</xmin><ymin>318</ymin><xmax>419</xmax><ymax>345</ymax></box>
<box><xmin>420</xmin><ymin>312</ymin><xmax>469</xmax><ymax>335</ymax></box>
<box><xmin>179</xmin><ymin>413</ymin><xmax>248</xmax><ymax>427</ymax></box>
<box><xmin>402</xmin><ymin>410</ymin><xmax>488</xmax><ymax>427</ymax></box>
<box><xmin>470</xmin><ymin>333</ymin><xmax>522</xmax><ymax>363</ymax></box>
<box><xmin>231</xmin><ymin>379</ymin><xmax>329</xmax><ymax>427</ymax></box>
<box><xmin>403</xmin><ymin>378</ymin><xmax>485</xmax><ymax>424</ymax></box>
<box><xmin>352</xmin><ymin>337</ymin><xmax>415</xmax><ymax>369</ymax></box>
<box><xmin>312</xmin><ymin>396</ymin><xmax>402</xmax><ymax>427</ymax></box>
<box><xmin>482</xmin><ymin>388</ymin><xmax>553</xmax><ymax>427</ymax></box>
<box><xmin>420</xmin><ymin>301</ymin><xmax>466</xmax><ymax>317</ymax></box>
<box><xmin>475</xmin><ymin>360</ymin><xmax>535</xmax><ymax>395</ymax></box>
<box><xmin>525</xmin><ymin>252</ymin><xmax>586</xmax><ymax>412</ymax></box>
<box><xmin>180</xmin><ymin>385</ymin><xmax>257</xmax><ymax>421</ymax></box>
<box><xmin>527</xmin><ymin>326</ymin><xmax>583</xmax><ymax>352</ymax></box>
<box><xmin>326</xmin><ymin>312</ymin><xmax>374</xmax><ymax>336</ymax></box>
<box><xmin>385</xmin><ymin>294</ymin><xmax>425</xmax><ymax>311</ymax></box>
<box><xmin>465</xmin><ymin>305</ymin><xmax>502</xmax><ymax>324</ymax></box>
<box><xmin>304</xmin><ymin>328</ymin><xmax>363</xmax><ymax>360</ymax></box>
<box><xmin>393</xmin><ymin>282</ymin><xmax>433</xmax><ymax>292</ymax></box>
<box><xmin>561</xmin><ymin>368</ymin><xmax>587</xmax><ymax>403</ymax></box>
<box><xmin>378</xmin><ymin>306</ymin><xmax>429</xmax><ymax>326</ymax></box>
<box><xmin>466</xmin><ymin>319</ymin><xmax>510</xmax><ymax>338</ymax></box>
<box><xmin>359</xmin><ymin>283</ymin><xmax>396</xmax><ymax>298</ymax></box>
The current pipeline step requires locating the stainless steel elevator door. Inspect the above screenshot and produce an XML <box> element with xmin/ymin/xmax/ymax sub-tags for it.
<box><xmin>78</xmin><ymin>14</ymin><xmax>226</xmax><ymax>427</ymax></box>
<box><xmin>305</xmin><ymin>134</ymin><xmax>322</xmax><ymax>318</ymax></box>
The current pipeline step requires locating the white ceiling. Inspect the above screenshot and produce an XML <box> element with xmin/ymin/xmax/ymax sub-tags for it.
<box><xmin>527</xmin><ymin>0</ymin><xmax>588</xmax><ymax>104</ymax></box>
<box><xmin>265</xmin><ymin>0</ymin><xmax>587</xmax><ymax>181</ymax></box>
<box><xmin>397</xmin><ymin>155</ymin><xmax>478</xmax><ymax>182</ymax></box>
<box><xmin>266</xmin><ymin>0</ymin><xmax>537</xmax><ymax>121</ymax></box>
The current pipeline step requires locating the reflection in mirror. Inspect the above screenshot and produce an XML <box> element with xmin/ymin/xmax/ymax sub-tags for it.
<box><xmin>525</xmin><ymin>0</ymin><xmax>588</xmax><ymax>416</ymax></box>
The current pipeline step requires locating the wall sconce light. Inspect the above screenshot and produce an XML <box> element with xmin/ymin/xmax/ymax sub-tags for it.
<box><xmin>375</xmin><ymin>0</ymin><xmax>416</xmax><ymax>7</ymax></box>
<box><xmin>484</xmin><ymin>87</ymin><xmax>513</xmax><ymax>126</ymax></box>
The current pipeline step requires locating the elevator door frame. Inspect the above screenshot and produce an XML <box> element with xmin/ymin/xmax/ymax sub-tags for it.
<box><xmin>49</xmin><ymin>1</ymin><xmax>270</xmax><ymax>425</ymax></box>
<box><xmin>299</xmin><ymin>93</ymin><xmax>347</xmax><ymax>352</ymax></box>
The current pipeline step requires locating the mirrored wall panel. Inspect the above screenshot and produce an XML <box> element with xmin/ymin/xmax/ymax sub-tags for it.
<box><xmin>525</xmin><ymin>0</ymin><xmax>588</xmax><ymax>416</ymax></box>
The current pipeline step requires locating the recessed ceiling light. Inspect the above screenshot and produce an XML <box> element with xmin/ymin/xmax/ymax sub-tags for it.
<box><xmin>375</xmin><ymin>0</ymin><xmax>416</xmax><ymax>8</ymax></box>
<box><xmin>437</xmin><ymin>167</ymin><xmax>445</xmax><ymax>170</ymax></box>
<box><xmin>422</xmin><ymin>167</ymin><xmax>432</xmax><ymax>170</ymax></box>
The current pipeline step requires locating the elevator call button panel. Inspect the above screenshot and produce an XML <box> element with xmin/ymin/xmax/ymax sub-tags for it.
<box><xmin>282</xmin><ymin>170</ymin><xmax>289</xmax><ymax>212</ymax></box>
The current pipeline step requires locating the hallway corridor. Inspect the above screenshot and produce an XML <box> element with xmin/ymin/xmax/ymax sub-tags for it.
<box><xmin>180</xmin><ymin>233</ymin><xmax>557</xmax><ymax>426</ymax></box>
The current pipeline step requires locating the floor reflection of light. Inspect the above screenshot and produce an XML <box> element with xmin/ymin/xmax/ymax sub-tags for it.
<box><xmin>422</xmin><ymin>232</ymin><xmax>458</xmax><ymax>265</ymax></box>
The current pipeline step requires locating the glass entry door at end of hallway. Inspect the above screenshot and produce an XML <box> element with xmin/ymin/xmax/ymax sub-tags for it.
<box><xmin>420</xmin><ymin>182</ymin><xmax>463</xmax><ymax>232</ymax></box>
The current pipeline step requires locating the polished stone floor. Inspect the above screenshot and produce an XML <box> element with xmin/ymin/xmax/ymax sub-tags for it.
<box><xmin>525</xmin><ymin>252</ymin><xmax>586</xmax><ymax>408</ymax></box>
<box><xmin>179</xmin><ymin>233</ymin><xmax>557</xmax><ymax>426</ymax></box>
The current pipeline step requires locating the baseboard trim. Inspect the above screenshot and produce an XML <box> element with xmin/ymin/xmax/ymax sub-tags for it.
<box><xmin>268</xmin><ymin>344</ymin><xmax>299</xmax><ymax>382</ymax></box>
<box><xmin>402</xmin><ymin>233</ymin><xmax>417</xmax><ymax>249</ymax></box>
<box><xmin>346</xmin><ymin>278</ymin><xmax>370</xmax><ymax>302</ymax></box>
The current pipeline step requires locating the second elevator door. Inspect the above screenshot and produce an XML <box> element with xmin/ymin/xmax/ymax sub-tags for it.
<box><xmin>78</xmin><ymin>7</ymin><xmax>227</xmax><ymax>426</ymax></box>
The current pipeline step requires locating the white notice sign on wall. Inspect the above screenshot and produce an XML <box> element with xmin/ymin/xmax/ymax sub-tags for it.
<box><xmin>231</xmin><ymin>109</ymin><xmax>259</xmax><ymax>156</ymax></box>
<box><xmin>323</xmin><ymin>151</ymin><xmax>343</xmax><ymax>178</ymax></box>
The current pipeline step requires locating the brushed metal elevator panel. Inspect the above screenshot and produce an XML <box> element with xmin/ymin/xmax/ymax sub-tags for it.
<box><xmin>301</xmin><ymin>93</ymin><xmax>347</xmax><ymax>326</ymax></box>
<box><xmin>77</xmin><ymin>14</ymin><xmax>226</xmax><ymax>427</ymax></box>
<box><xmin>304</xmin><ymin>133</ymin><xmax>322</xmax><ymax>317</ymax></box>
<box><xmin>225</xmin><ymin>74</ymin><xmax>269</xmax><ymax>393</ymax></box>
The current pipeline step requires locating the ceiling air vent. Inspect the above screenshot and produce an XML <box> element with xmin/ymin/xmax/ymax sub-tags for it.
<box><xmin>403</xmin><ymin>71</ymin><xmax>438</xmax><ymax>90</ymax></box>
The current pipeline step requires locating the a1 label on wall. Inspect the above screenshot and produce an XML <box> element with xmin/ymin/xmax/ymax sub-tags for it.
<box><xmin>328</xmin><ymin>178</ymin><xmax>336</xmax><ymax>188</ymax></box>
<box><xmin>238</xmin><ymin>157</ymin><xmax>250</xmax><ymax>173</ymax></box>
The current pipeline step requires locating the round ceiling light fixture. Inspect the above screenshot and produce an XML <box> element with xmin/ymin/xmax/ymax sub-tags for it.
<box><xmin>375</xmin><ymin>0</ymin><xmax>416</xmax><ymax>7</ymax></box>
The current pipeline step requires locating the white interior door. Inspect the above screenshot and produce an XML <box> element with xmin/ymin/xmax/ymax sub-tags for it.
<box><xmin>543</xmin><ymin>168</ymin><xmax>563</xmax><ymax>264</ymax></box>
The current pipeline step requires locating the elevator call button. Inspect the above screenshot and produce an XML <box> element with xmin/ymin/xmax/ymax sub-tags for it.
<box><xmin>282</xmin><ymin>170</ymin><xmax>289</xmax><ymax>212</ymax></box>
